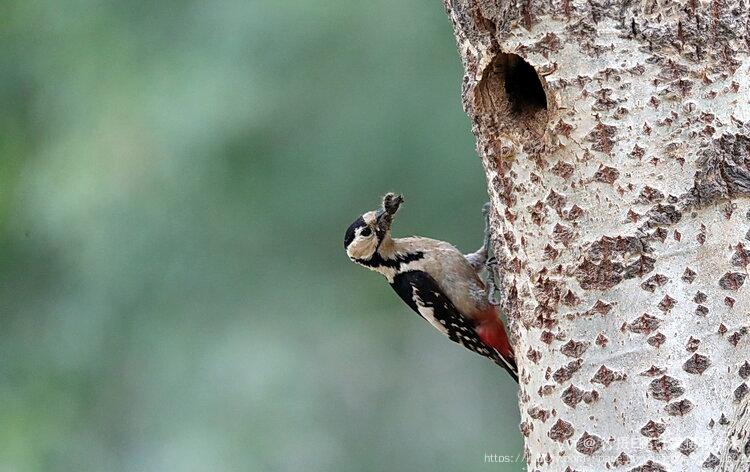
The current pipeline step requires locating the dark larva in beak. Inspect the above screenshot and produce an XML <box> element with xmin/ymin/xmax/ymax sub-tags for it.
<box><xmin>383</xmin><ymin>193</ymin><xmax>404</xmax><ymax>216</ymax></box>
<box><xmin>376</xmin><ymin>193</ymin><xmax>404</xmax><ymax>231</ymax></box>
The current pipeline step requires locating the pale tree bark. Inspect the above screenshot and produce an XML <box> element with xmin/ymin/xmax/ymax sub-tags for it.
<box><xmin>441</xmin><ymin>0</ymin><xmax>750</xmax><ymax>470</ymax></box>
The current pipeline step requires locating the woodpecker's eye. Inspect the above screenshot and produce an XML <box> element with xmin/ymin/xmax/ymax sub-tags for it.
<box><xmin>360</xmin><ymin>227</ymin><xmax>372</xmax><ymax>237</ymax></box>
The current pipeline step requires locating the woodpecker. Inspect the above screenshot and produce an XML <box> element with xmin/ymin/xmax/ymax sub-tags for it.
<box><xmin>344</xmin><ymin>193</ymin><xmax>518</xmax><ymax>382</ymax></box>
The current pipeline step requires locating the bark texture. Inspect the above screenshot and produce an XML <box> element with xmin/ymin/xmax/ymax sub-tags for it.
<box><xmin>442</xmin><ymin>0</ymin><xmax>750</xmax><ymax>470</ymax></box>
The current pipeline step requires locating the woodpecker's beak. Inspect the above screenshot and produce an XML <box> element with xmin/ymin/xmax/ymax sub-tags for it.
<box><xmin>375</xmin><ymin>193</ymin><xmax>403</xmax><ymax>230</ymax></box>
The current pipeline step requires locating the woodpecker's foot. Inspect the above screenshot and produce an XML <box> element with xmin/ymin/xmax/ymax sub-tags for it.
<box><xmin>486</xmin><ymin>256</ymin><xmax>503</xmax><ymax>306</ymax></box>
<box><xmin>465</xmin><ymin>202</ymin><xmax>493</xmax><ymax>272</ymax></box>
<box><xmin>482</xmin><ymin>202</ymin><xmax>491</xmax><ymax>217</ymax></box>
<box><xmin>482</xmin><ymin>203</ymin><xmax>502</xmax><ymax>305</ymax></box>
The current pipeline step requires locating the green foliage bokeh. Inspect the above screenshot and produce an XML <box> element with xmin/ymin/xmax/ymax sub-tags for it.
<box><xmin>0</xmin><ymin>1</ymin><xmax>523</xmax><ymax>470</ymax></box>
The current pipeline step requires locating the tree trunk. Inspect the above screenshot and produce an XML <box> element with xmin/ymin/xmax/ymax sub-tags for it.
<box><xmin>441</xmin><ymin>0</ymin><xmax>750</xmax><ymax>470</ymax></box>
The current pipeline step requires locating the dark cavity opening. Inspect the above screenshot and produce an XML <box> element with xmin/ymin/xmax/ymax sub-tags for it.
<box><xmin>504</xmin><ymin>54</ymin><xmax>547</xmax><ymax>114</ymax></box>
<box><xmin>475</xmin><ymin>52</ymin><xmax>549</xmax><ymax>137</ymax></box>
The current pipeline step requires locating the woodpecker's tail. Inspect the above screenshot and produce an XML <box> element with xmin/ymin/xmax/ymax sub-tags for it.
<box><xmin>476</xmin><ymin>318</ymin><xmax>518</xmax><ymax>383</ymax></box>
<box><xmin>492</xmin><ymin>350</ymin><xmax>519</xmax><ymax>383</ymax></box>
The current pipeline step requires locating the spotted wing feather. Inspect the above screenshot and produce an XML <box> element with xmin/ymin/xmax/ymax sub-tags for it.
<box><xmin>390</xmin><ymin>270</ymin><xmax>518</xmax><ymax>382</ymax></box>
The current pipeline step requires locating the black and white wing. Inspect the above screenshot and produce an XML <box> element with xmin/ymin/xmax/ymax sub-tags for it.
<box><xmin>389</xmin><ymin>270</ymin><xmax>518</xmax><ymax>382</ymax></box>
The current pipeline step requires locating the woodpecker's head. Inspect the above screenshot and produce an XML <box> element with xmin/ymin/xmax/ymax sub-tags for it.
<box><xmin>344</xmin><ymin>193</ymin><xmax>403</xmax><ymax>262</ymax></box>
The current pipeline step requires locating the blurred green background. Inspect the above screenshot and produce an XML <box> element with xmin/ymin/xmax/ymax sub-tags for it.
<box><xmin>0</xmin><ymin>1</ymin><xmax>522</xmax><ymax>471</ymax></box>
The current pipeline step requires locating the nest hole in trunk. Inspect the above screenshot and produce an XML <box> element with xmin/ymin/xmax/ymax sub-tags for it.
<box><xmin>476</xmin><ymin>53</ymin><xmax>549</xmax><ymax>137</ymax></box>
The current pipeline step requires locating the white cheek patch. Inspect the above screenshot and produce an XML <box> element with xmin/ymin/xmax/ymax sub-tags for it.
<box><xmin>346</xmin><ymin>232</ymin><xmax>377</xmax><ymax>260</ymax></box>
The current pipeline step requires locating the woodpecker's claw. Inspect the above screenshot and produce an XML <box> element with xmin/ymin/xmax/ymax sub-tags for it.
<box><xmin>481</xmin><ymin>202</ymin><xmax>491</xmax><ymax>217</ymax></box>
<box><xmin>487</xmin><ymin>259</ymin><xmax>503</xmax><ymax>306</ymax></box>
<box><xmin>483</xmin><ymin>211</ymin><xmax>503</xmax><ymax>306</ymax></box>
